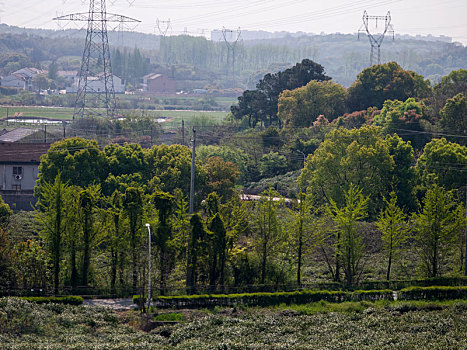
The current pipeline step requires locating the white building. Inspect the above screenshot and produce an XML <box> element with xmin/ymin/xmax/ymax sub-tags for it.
<box><xmin>67</xmin><ymin>73</ymin><xmax>125</xmax><ymax>94</ymax></box>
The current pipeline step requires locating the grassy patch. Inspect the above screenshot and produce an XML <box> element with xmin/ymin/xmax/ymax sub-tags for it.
<box><xmin>154</xmin><ymin>312</ymin><xmax>185</xmax><ymax>322</ymax></box>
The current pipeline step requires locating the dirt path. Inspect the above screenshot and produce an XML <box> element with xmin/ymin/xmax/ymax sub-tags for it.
<box><xmin>83</xmin><ymin>298</ymin><xmax>135</xmax><ymax>310</ymax></box>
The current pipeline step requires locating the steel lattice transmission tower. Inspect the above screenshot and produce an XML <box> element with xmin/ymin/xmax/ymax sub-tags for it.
<box><xmin>54</xmin><ymin>1</ymin><xmax>140</xmax><ymax>119</ymax></box>
<box><xmin>221</xmin><ymin>27</ymin><xmax>241</xmax><ymax>86</ymax></box>
<box><xmin>358</xmin><ymin>11</ymin><xmax>394</xmax><ymax>66</ymax></box>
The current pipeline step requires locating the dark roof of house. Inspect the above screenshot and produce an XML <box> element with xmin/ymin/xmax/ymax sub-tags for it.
<box><xmin>0</xmin><ymin>128</ymin><xmax>41</xmax><ymax>143</ymax></box>
<box><xmin>0</xmin><ymin>142</ymin><xmax>50</xmax><ymax>163</ymax></box>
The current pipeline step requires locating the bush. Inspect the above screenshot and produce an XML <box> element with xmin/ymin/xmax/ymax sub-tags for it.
<box><xmin>20</xmin><ymin>296</ymin><xmax>83</xmax><ymax>305</ymax></box>
<box><xmin>399</xmin><ymin>286</ymin><xmax>467</xmax><ymax>301</ymax></box>
<box><xmin>359</xmin><ymin>277</ymin><xmax>467</xmax><ymax>291</ymax></box>
<box><xmin>134</xmin><ymin>289</ymin><xmax>393</xmax><ymax>309</ymax></box>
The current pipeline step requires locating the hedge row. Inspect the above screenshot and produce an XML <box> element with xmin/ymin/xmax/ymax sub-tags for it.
<box><xmin>134</xmin><ymin>290</ymin><xmax>394</xmax><ymax>309</ymax></box>
<box><xmin>398</xmin><ymin>286</ymin><xmax>467</xmax><ymax>301</ymax></box>
<box><xmin>359</xmin><ymin>277</ymin><xmax>467</xmax><ymax>291</ymax></box>
<box><xmin>20</xmin><ymin>296</ymin><xmax>84</xmax><ymax>305</ymax></box>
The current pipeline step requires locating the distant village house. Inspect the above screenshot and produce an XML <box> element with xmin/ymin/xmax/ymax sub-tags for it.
<box><xmin>142</xmin><ymin>73</ymin><xmax>176</xmax><ymax>94</ymax></box>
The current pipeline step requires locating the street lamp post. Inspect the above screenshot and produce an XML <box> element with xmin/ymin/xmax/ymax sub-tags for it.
<box><xmin>145</xmin><ymin>223</ymin><xmax>151</xmax><ymax>309</ymax></box>
<box><xmin>296</xmin><ymin>149</ymin><xmax>306</xmax><ymax>168</ymax></box>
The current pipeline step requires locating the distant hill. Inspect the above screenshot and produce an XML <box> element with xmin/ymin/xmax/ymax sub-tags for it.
<box><xmin>0</xmin><ymin>24</ymin><xmax>465</xmax><ymax>88</ymax></box>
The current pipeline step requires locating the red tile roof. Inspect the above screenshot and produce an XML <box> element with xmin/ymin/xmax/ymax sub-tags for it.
<box><xmin>0</xmin><ymin>142</ymin><xmax>50</xmax><ymax>163</ymax></box>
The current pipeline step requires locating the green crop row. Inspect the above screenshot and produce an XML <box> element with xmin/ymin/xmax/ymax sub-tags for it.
<box><xmin>399</xmin><ymin>286</ymin><xmax>467</xmax><ymax>301</ymax></box>
<box><xmin>19</xmin><ymin>296</ymin><xmax>84</xmax><ymax>305</ymax></box>
<box><xmin>133</xmin><ymin>289</ymin><xmax>394</xmax><ymax>309</ymax></box>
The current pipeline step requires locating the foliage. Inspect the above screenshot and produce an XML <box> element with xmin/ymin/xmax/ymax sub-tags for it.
<box><xmin>259</xmin><ymin>152</ymin><xmax>288</xmax><ymax>178</ymax></box>
<box><xmin>37</xmin><ymin>138</ymin><xmax>106</xmax><ymax>192</ymax></box>
<box><xmin>134</xmin><ymin>289</ymin><xmax>393</xmax><ymax>308</ymax></box>
<box><xmin>432</xmin><ymin>68</ymin><xmax>467</xmax><ymax>114</ymax></box>
<box><xmin>253</xmin><ymin>187</ymin><xmax>285</xmax><ymax>284</ymax></box>
<box><xmin>373</xmin><ymin>97</ymin><xmax>429</xmax><ymax>149</ymax></box>
<box><xmin>415</xmin><ymin>138</ymin><xmax>467</xmax><ymax>192</ymax></box>
<box><xmin>35</xmin><ymin>175</ymin><xmax>68</xmax><ymax>294</ymax></box>
<box><xmin>299</xmin><ymin>126</ymin><xmax>393</xmax><ymax>216</ymax></box>
<box><xmin>376</xmin><ymin>192</ymin><xmax>411</xmax><ymax>280</ymax></box>
<box><xmin>202</xmin><ymin>157</ymin><xmax>240</xmax><ymax>202</ymax></box>
<box><xmin>19</xmin><ymin>296</ymin><xmax>83</xmax><ymax>305</ymax></box>
<box><xmin>231</xmin><ymin>59</ymin><xmax>330</xmax><ymax>126</ymax></box>
<box><xmin>439</xmin><ymin>92</ymin><xmax>467</xmax><ymax>145</ymax></box>
<box><xmin>347</xmin><ymin>62</ymin><xmax>431</xmax><ymax>111</ymax></box>
<box><xmin>278</xmin><ymin>80</ymin><xmax>347</xmax><ymax>127</ymax></box>
<box><xmin>399</xmin><ymin>286</ymin><xmax>467</xmax><ymax>301</ymax></box>
<box><xmin>412</xmin><ymin>184</ymin><xmax>465</xmax><ymax>277</ymax></box>
<box><xmin>328</xmin><ymin>184</ymin><xmax>369</xmax><ymax>286</ymax></box>
<box><xmin>0</xmin><ymin>196</ymin><xmax>12</xmax><ymax>229</ymax></box>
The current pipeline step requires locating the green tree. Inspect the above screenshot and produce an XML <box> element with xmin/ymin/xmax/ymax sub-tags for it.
<box><xmin>385</xmin><ymin>134</ymin><xmax>417</xmax><ymax>211</ymax></box>
<box><xmin>208</xmin><ymin>213</ymin><xmax>227</xmax><ymax>289</ymax></box>
<box><xmin>37</xmin><ymin>137</ymin><xmax>107</xmax><ymax>192</ymax></box>
<box><xmin>232</xmin><ymin>59</ymin><xmax>330</xmax><ymax>126</ymax></box>
<box><xmin>123</xmin><ymin>187</ymin><xmax>143</xmax><ymax>294</ymax></box>
<box><xmin>0</xmin><ymin>195</ymin><xmax>12</xmax><ymax>229</ymax></box>
<box><xmin>376</xmin><ymin>192</ymin><xmax>410</xmax><ymax>280</ymax></box>
<box><xmin>299</xmin><ymin>126</ymin><xmax>393</xmax><ymax>217</ymax></box>
<box><xmin>153</xmin><ymin>191</ymin><xmax>174</xmax><ymax>295</ymax></box>
<box><xmin>288</xmin><ymin>191</ymin><xmax>320</xmax><ymax>286</ymax></box>
<box><xmin>439</xmin><ymin>93</ymin><xmax>467</xmax><ymax>145</ymax></box>
<box><xmin>79</xmin><ymin>185</ymin><xmax>101</xmax><ymax>286</ymax></box>
<box><xmin>107</xmin><ymin>191</ymin><xmax>125</xmax><ymax>294</ymax></box>
<box><xmin>413</xmin><ymin>185</ymin><xmax>464</xmax><ymax>277</ymax></box>
<box><xmin>327</xmin><ymin>184</ymin><xmax>368</xmax><ymax>286</ymax></box>
<box><xmin>347</xmin><ymin>62</ymin><xmax>431</xmax><ymax>111</ymax></box>
<box><xmin>186</xmin><ymin>213</ymin><xmax>208</xmax><ymax>294</ymax></box>
<box><xmin>259</xmin><ymin>152</ymin><xmax>288</xmax><ymax>178</ymax></box>
<box><xmin>254</xmin><ymin>187</ymin><xmax>284</xmax><ymax>284</ymax></box>
<box><xmin>36</xmin><ymin>175</ymin><xmax>68</xmax><ymax>294</ymax></box>
<box><xmin>432</xmin><ymin>69</ymin><xmax>467</xmax><ymax>114</ymax></box>
<box><xmin>278</xmin><ymin>80</ymin><xmax>347</xmax><ymax>127</ymax></box>
<box><xmin>416</xmin><ymin>138</ymin><xmax>467</xmax><ymax>193</ymax></box>
<box><xmin>373</xmin><ymin>97</ymin><xmax>429</xmax><ymax>149</ymax></box>
<box><xmin>203</xmin><ymin>157</ymin><xmax>240</xmax><ymax>202</ymax></box>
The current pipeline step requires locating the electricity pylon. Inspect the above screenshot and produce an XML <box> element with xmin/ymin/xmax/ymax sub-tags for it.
<box><xmin>54</xmin><ymin>0</ymin><xmax>140</xmax><ymax>119</ymax></box>
<box><xmin>156</xmin><ymin>18</ymin><xmax>171</xmax><ymax>37</ymax></box>
<box><xmin>222</xmin><ymin>27</ymin><xmax>241</xmax><ymax>86</ymax></box>
<box><xmin>358</xmin><ymin>11</ymin><xmax>394</xmax><ymax>66</ymax></box>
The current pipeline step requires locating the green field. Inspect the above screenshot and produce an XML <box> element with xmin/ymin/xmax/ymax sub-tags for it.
<box><xmin>0</xmin><ymin>106</ymin><xmax>228</xmax><ymax>126</ymax></box>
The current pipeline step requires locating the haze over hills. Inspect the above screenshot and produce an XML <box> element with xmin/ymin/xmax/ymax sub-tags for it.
<box><xmin>0</xmin><ymin>23</ymin><xmax>465</xmax><ymax>88</ymax></box>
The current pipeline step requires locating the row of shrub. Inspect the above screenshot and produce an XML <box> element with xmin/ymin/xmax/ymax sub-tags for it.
<box><xmin>358</xmin><ymin>277</ymin><xmax>467</xmax><ymax>291</ymax></box>
<box><xmin>134</xmin><ymin>290</ymin><xmax>394</xmax><ymax>309</ymax></box>
<box><xmin>19</xmin><ymin>296</ymin><xmax>83</xmax><ymax>305</ymax></box>
<box><xmin>398</xmin><ymin>286</ymin><xmax>467</xmax><ymax>301</ymax></box>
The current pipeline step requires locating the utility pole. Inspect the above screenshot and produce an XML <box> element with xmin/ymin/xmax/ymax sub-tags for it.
<box><xmin>44</xmin><ymin>125</ymin><xmax>47</xmax><ymax>143</ymax></box>
<box><xmin>358</xmin><ymin>11</ymin><xmax>394</xmax><ymax>66</ymax></box>
<box><xmin>63</xmin><ymin>122</ymin><xmax>66</xmax><ymax>139</ymax></box>
<box><xmin>189</xmin><ymin>127</ymin><xmax>196</xmax><ymax>214</ymax></box>
<box><xmin>145</xmin><ymin>223</ymin><xmax>152</xmax><ymax>309</ymax></box>
<box><xmin>53</xmin><ymin>1</ymin><xmax>140</xmax><ymax>119</ymax></box>
<box><xmin>181</xmin><ymin>119</ymin><xmax>185</xmax><ymax>145</ymax></box>
<box><xmin>296</xmin><ymin>149</ymin><xmax>306</xmax><ymax>168</ymax></box>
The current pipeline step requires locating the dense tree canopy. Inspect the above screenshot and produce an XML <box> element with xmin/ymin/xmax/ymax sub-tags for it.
<box><xmin>278</xmin><ymin>80</ymin><xmax>347</xmax><ymax>127</ymax></box>
<box><xmin>439</xmin><ymin>93</ymin><xmax>467</xmax><ymax>145</ymax></box>
<box><xmin>416</xmin><ymin>138</ymin><xmax>467</xmax><ymax>193</ymax></box>
<box><xmin>299</xmin><ymin>126</ymin><xmax>402</xmax><ymax>216</ymax></box>
<box><xmin>232</xmin><ymin>59</ymin><xmax>330</xmax><ymax>126</ymax></box>
<box><xmin>347</xmin><ymin>62</ymin><xmax>431</xmax><ymax>111</ymax></box>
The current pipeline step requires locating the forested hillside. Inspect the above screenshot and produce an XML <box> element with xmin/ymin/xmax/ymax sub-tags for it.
<box><xmin>0</xmin><ymin>24</ymin><xmax>466</xmax><ymax>89</ymax></box>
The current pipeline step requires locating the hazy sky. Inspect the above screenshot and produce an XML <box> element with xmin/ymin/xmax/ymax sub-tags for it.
<box><xmin>1</xmin><ymin>0</ymin><xmax>467</xmax><ymax>43</ymax></box>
